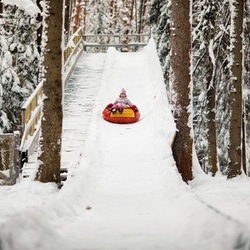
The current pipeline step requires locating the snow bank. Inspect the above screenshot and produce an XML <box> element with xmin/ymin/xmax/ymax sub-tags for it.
<box><xmin>0</xmin><ymin>182</ymin><xmax>69</xmax><ymax>250</ymax></box>
<box><xmin>142</xmin><ymin>38</ymin><xmax>176</xmax><ymax>144</ymax></box>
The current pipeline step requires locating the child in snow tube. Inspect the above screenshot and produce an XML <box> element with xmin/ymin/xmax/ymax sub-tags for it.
<box><xmin>103</xmin><ymin>88</ymin><xmax>140</xmax><ymax>124</ymax></box>
<box><xmin>106</xmin><ymin>88</ymin><xmax>138</xmax><ymax>114</ymax></box>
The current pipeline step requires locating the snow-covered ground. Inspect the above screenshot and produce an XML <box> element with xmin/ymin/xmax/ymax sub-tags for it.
<box><xmin>1</xmin><ymin>40</ymin><xmax>250</xmax><ymax>250</ymax></box>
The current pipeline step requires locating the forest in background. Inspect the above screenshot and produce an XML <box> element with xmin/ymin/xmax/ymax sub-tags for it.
<box><xmin>0</xmin><ymin>0</ymin><xmax>249</xmax><ymax>183</ymax></box>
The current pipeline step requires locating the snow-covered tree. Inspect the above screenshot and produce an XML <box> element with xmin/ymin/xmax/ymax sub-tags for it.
<box><xmin>149</xmin><ymin>0</ymin><xmax>171</xmax><ymax>93</ymax></box>
<box><xmin>0</xmin><ymin>3</ymin><xmax>41</xmax><ymax>132</ymax></box>
<box><xmin>3</xmin><ymin>5</ymin><xmax>40</xmax><ymax>91</ymax></box>
<box><xmin>86</xmin><ymin>0</ymin><xmax>111</xmax><ymax>34</ymax></box>
<box><xmin>192</xmin><ymin>0</ymin><xmax>233</xmax><ymax>175</ymax></box>
<box><xmin>0</xmin><ymin>8</ymin><xmax>27</xmax><ymax>132</ymax></box>
<box><xmin>192</xmin><ymin>0</ymin><xmax>220</xmax><ymax>175</ymax></box>
<box><xmin>109</xmin><ymin>0</ymin><xmax>118</xmax><ymax>33</ymax></box>
<box><xmin>84</xmin><ymin>0</ymin><xmax>150</xmax><ymax>48</ymax></box>
<box><xmin>137</xmin><ymin>0</ymin><xmax>149</xmax><ymax>35</ymax></box>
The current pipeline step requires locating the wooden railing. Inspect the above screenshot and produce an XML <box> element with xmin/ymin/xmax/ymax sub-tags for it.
<box><xmin>20</xmin><ymin>81</ymin><xmax>43</xmax><ymax>155</ymax></box>
<box><xmin>64</xmin><ymin>27</ymin><xmax>84</xmax><ymax>83</ymax></box>
<box><xmin>83</xmin><ymin>33</ymin><xmax>150</xmax><ymax>51</ymax></box>
<box><xmin>64</xmin><ymin>27</ymin><xmax>83</xmax><ymax>64</ymax></box>
<box><xmin>18</xmin><ymin>28</ymin><xmax>84</xmax><ymax>169</ymax></box>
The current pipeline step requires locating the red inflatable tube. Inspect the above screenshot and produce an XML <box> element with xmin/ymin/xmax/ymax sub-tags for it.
<box><xmin>102</xmin><ymin>107</ymin><xmax>140</xmax><ymax>124</ymax></box>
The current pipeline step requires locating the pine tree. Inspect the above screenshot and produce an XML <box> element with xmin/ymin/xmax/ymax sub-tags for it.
<box><xmin>85</xmin><ymin>0</ymin><xmax>111</xmax><ymax>48</ymax></box>
<box><xmin>138</xmin><ymin>0</ymin><xmax>148</xmax><ymax>35</ymax></box>
<box><xmin>0</xmin><ymin>4</ymin><xmax>41</xmax><ymax>133</ymax></box>
<box><xmin>86</xmin><ymin>0</ymin><xmax>110</xmax><ymax>34</ymax></box>
<box><xmin>192</xmin><ymin>0</ymin><xmax>233</xmax><ymax>175</ymax></box>
<box><xmin>14</xmin><ymin>9</ymin><xmax>41</xmax><ymax>91</ymax></box>
<box><xmin>109</xmin><ymin>0</ymin><xmax>118</xmax><ymax>33</ymax></box>
<box><xmin>149</xmin><ymin>0</ymin><xmax>171</xmax><ymax>92</ymax></box>
<box><xmin>192</xmin><ymin>0</ymin><xmax>219</xmax><ymax>175</ymax></box>
<box><xmin>0</xmin><ymin>6</ymin><xmax>27</xmax><ymax>132</ymax></box>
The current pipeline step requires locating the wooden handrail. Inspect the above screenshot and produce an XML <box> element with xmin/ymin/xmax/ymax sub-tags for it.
<box><xmin>64</xmin><ymin>27</ymin><xmax>84</xmax><ymax>83</ymax></box>
<box><xmin>64</xmin><ymin>27</ymin><xmax>83</xmax><ymax>68</ymax></box>
<box><xmin>83</xmin><ymin>33</ymin><xmax>150</xmax><ymax>38</ymax></box>
<box><xmin>83</xmin><ymin>33</ymin><xmax>150</xmax><ymax>51</ymax></box>
<box><xmin>20</xmin><ymin>28</ymin><xmax>84</xmax><ymax>154</ymax></box>
<box><xmin>20</xmin><ymin>81</ymin><xmax>43</xmax><ymax>151</ymax></box>
<box><xmin>83</xmin><ymin>42</ymin><xmax>148</xmax><ymax>48</ymax></box>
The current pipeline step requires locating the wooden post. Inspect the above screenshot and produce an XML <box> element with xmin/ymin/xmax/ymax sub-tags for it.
<box><xmin>0</xmin><ymin>133</ymin><xmax>20</xmax><ymax>185</ymax></box>
<box><xmin>9</xmin><ymin>131</ymin><xmax>20</xmax><ymax>184</ymax></box>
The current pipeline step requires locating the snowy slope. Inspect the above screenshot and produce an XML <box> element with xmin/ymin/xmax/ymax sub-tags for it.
<box><xmin>1</xmin><ymin>40</ymin><xmax>250</xmax><ymax>250</ymax></box>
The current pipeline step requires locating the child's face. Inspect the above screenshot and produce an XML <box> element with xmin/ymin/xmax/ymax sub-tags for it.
<box><xmin>120</xmin><ymin>93</ymin><xmax>126</xmax><ymax>98</ymax></box>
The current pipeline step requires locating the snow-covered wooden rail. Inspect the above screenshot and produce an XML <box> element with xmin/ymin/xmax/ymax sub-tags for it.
<box><xmin>21</xmin><ymin>81</ymin><xmax>43</xmax><ymax>142</ymax></box>
<box><xmin>83</xmin><ymin>33</ymin><xmax>150</xmax><ymax>51</ymax></box>
<box><xmin>20</xmin><ymin>81</ymin><xmax>43</xmax><ymax>164</ymax></box>
<box><xmin>64</xmin><ymin>28</ymin><xmax>83</xmax><ymax>64</ymax></box>
<box><xmin>64</xmin><ymin>27</ymin><xmax>84</xmax><ymax>83</ymax></box>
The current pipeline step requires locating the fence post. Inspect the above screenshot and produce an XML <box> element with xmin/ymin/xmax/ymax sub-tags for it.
<box><xmin>9</xmin><ymin>131</ymin><xmax>20</xmax><ymax>184</ymax></box>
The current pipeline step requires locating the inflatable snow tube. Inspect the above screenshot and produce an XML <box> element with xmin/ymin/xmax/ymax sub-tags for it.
<box><xmin>103</xmin><ymin>108</ymin><xmax>140</xmax><ymax>124</ymax></box>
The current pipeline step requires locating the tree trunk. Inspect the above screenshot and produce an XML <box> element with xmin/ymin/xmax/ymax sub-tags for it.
<box><xmin>121</xmin><ymin>0</ymin><xmax>130</xmax><ymax>49</ymax></box>
<box><xmin>37</xmin><ymin>0</ymin><xmax>63</xmax><ymax>185</ymax></box>
<box><xmin>82</xmin><ymin>0</ymin><xmax>88</xmax><ymax>34</ymax></box>
<box><xmin>110</xmin><ymin>0</ymin><xmax>117</xmax><ymax>33</ymax></box>
<box><xmin>64</xmin><ymin>0</ymin><xmax>70</xmax><ymax>43</ymax></box>
<box><xmin>227</xmin><ymin>0</ymin><xmax>244</xmax><ymax>179</ymax></box>
<box><xmin>141</xmin><ymin>0</ymin><xmax>148</xmax><ymax>34</ymax></box>
<box><xmin>129</xmin><ymin>0</ymin><xmax>134</xmax><ymax>30</ymax></box>
<box><xmin>242</xmin><ymin>110</ymin><xmax>246</xmax><ymax>174</ymax></box>
<box><xmin>73</xmin><ymin>0</ymin><xmax>81</xmax><ymax>33</ymax></box>
<box><xmin>36</xmin><ymin>0</ymin><xmax>43</xmax><ymax>54</ymax></box>
<box><xmin>138</xmin><ymin>0</ymin><xmax>145</xmax><ymax>36</ymax></box>
<box><xmin>69</xmin><ymin>0</ymin><xmax>76</xmax><ymax>35</ymax></box>
<box><xmin>207</xmin><ymin>58</ymin><xmax>218</xmax><ymax>176</ymax></box>
<box><xmin>170</xmin><ymin>0</ymin><xmax>193</xmax><ymax>182</ymax></box>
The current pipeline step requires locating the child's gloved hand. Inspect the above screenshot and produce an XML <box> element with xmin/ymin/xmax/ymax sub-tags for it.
<box><xmin>106</xmin><ymin>103</ymin><xmax>113</xmax><ymax>110</ymax></box>
<box><xmin>131</xmin><ymin>105</ymin><xmax>138</xmax><ymax>112</ymax></box>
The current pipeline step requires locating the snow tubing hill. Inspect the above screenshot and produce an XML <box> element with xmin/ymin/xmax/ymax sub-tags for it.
<box><xmin>103</xmin><ymin>108</ymin><xmax>140</xmax><ymax>124</ymax></box>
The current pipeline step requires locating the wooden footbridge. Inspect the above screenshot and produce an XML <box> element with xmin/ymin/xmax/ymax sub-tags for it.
<box><xmin>0</xmin><ymin>29</ymin><xmax>150</xmax><ymax>185</ymax></box>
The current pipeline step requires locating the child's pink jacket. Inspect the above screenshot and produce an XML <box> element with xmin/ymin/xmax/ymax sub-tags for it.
<box><xmin>113</xmin><ymin>97</ymin><xmax>133</xmax><ymax>108</ymax></box>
